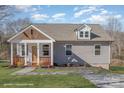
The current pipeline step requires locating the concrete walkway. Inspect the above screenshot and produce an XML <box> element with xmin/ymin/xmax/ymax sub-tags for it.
<box><xmin>80</xmin><ymin>69</ymin><xmax>124</xmax><ymax>88</ymax></box>
<box><xmin>11</xmin><ymin>67</ymin><xmax>36</xmax><ymax>75</ymax></box>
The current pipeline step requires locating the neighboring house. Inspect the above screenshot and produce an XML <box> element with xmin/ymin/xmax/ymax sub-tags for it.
<box><xmin>8</xmin><ymin>24</ymin><xmax>113</xmax><ymax>69</ymax></box>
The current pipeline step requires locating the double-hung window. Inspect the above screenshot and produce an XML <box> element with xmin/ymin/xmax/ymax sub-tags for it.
<box><xmin>42</xmin><ymin>45</ymin><xmax>49</xmax><ymax>56</ymax></box>
<box><xmin>79</xmin><ymin>31</ymin><xmax>83</xmax><ymax>38</ymax></box>
<box><xmin>85</xmin><ymin>31</ymin><xmax>89</xmax><ymax>38</ymax></box>
<box><xmin>20</xmin><ymin>44</ymin><xmax>28</xmax><ymax>56</ymax></box>
<box><xmin>65</xmin><ymin>44</ymin><xmax>72</xmax><ymax>56</ymax></box>
<box><xmin>95</xmin><ymin>45</ymin><xmax>101</xmax><ymax>55</ymax></box>
<box><xmin>21</xmin><ymin>44</ymin><xmax>25</xmax><ymax>56</ymax></box>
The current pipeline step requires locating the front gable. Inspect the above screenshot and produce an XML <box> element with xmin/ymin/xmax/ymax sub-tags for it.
<box><xmin>8</xmin><ymin>25</ymin><xmax>55</xmax><ymax>42</ymax></box>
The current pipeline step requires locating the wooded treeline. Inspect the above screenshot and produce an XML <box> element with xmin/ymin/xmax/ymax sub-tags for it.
<box><xmin>0</xmin><ymin>6</ymin><xmax>31</xmax><ymax>60</ymax></box>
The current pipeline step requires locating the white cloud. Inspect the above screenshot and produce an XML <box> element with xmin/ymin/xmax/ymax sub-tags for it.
<box><xmin>15</xmin><ymin>5</ymin><xmax>31</xmax><ymax>10</ymax></box>
<box><xmin>31</xmin><ymin>14</ymin><xmax>49</xmax><ymax>20</ymax></box>
<box><xmin>52</xmin><ymin>13</ymin><xmax>66</xmax><ymax>18</ymax></box>
<box><xmin>100</xmin><ymin>10</ymin><xmax>108</xmax><ymax>15</ymax></box>
<box><xmin>77</xmin><ymin>6</ymin><xmax>123</xmax><ymax>24</ymax></box>
<box><xmin>73</xmin><ymin>7</ymin><xmax>79</xmax><ymax>11</ymax></box>
<box><xmin>86</xmin><ymin>13</ymin><xmax>122</xmax><ymax>24</ymax></box>
<box><xmin>32</xmin><ymin>8</ymin><xmax>37</xmax><ymax>12</ymax></box>
<box><xmin>88</xmin><ymin>15</ymin><xmax>108</xmax><ymax>24</ymax></box>
<box><xmin>15</xmin><ymin>5</ymin><xmax>42</xmax><ymax>13</ymax></box>
<box><xmin>114</xmin><ymin>14</ymin><xmax>122</xmax><ymax>19</ymax></box>
<box><xmin>74</xmin><ymin>6</ymin><xmax>97</xmax><ymax>18</ymax></box>
<box><xmin>15</xmin><ymin>5</ymin><xmax>32</xmax><ymax>12</ymax></box>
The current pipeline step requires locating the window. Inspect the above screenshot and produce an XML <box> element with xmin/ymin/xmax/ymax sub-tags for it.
<box><xmin>79</xmin><ymin>30</ymin><xmax>90</xmax><ymax>39</ymax></box>
<box><xmin>20</xmin><ymin>44</ymin><xmax>28</xmax><ymax>56</ymax></box>
<box><xmin>95</xmin><ymin>45</ymin><xmax>101</xmax><ymax>55</ymax></box>
<box><xmin>80</xmin><ymin>31</ymin><xmax>83</xmax><ymax>37</ymax></box>
<box><xmin>85</xmin><ymin>31</ymin><xmax>89</xmax><ymax>37</ymax></box>
<box><xmin>43</xmin><ymin>45</ymin><xmax>49</xmax><ymax>56</ymax></box>
<box><xmin>65</xmin><ymin>44</ymin><xmax>72</xmax><ymax>56</ymax></box>
<box><xmin>21</xmin><ymin>44</ymin><xmax>25</xmax><ymax>56</ymax></box>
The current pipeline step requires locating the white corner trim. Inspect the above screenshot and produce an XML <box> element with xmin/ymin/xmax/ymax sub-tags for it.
<box><xmin>109</xmin><ymin>44</ymin><xmax>111</xmax><ymax>64</ymax></box>
<box><xmin>8</xmin><ymin>25</ymin><xmax>55</xmax><ymax>42</ymax></box>
<box><xmin>10</xmin><ymin>43</ymin><xmax>13</xmax><ymax>65</ymax></box>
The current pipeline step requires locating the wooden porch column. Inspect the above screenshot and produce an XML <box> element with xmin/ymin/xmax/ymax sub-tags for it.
<box><xmin>24</xmin><ymin>43</ymin><xmax>27</xmax><ymax>66</ymax></box>
<box><xmin>11</xmin><ymin>43</ymin><xmax>13</xmax><ymax>65</ymax></box>
<box><xmin>37</xmin><ymin>43</ymin><xmax>40</xmax><ymax>66</ymax></box>
<box><xmin>51</xmin><ymin>42</ymin><xmax>53</xmax><ymax>66</ymax></box>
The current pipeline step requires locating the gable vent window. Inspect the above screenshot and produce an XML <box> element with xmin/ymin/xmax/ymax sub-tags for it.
<box><xmin>95</xmin><ymin>45</ymin><xmax>101</xmax><ymax>55</ymax></box>
<box><xmin>65</xmin><ymin>44</ymin><xmax>72</xmax><ymax>56</ymax></box>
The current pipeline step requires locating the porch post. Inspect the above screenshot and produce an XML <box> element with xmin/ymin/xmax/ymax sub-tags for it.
<box><xmin>37</xmin><ymin>43</ymin><xmax>40</xmax><ymax>66</ymax></box>
<box><xmin>11</xmin><ymin>43</ymin><xmax>13</xmax><ymax>65</ymax></box>
<box><xmin>24</xmin><ymin>43</ymin><xmax>27</xmax><ymax>66</ymax></box>
<box><xmin>51</xmin><ymin>42</ymin><xmax>53</xmax><ymax>66</ymax></box>
<box><xmin>16</xmin><ymin>43</ymin><xmax>19</xmax><ymax>55</ymax></box>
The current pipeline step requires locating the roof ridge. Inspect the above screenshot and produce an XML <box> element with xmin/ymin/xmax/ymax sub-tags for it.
<box><xmin>33</xmin><ymin>23</ymin><xmax>100</xmax><ymax>25</ymax></box>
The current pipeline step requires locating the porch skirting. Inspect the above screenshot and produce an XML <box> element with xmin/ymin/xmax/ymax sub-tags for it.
<box><xmin>13</xmin><ymin>56</ymin><xmax>51</xmax><ymax>67</ymax></box>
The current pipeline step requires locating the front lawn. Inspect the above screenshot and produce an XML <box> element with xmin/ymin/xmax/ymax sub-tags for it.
<box><xmin>110</xmin><ymin>66</ymin><xmax>124</xmax><ymax>74</ymax></box>
<box><xmin>35</xmin><ymin>67</ymin><xmax>82</xmax><ymax>73</ymax></box>
<box><xmin>0</xmin><ymin>62</ymin><xmax>96</xmax><ymax>88</ymax></box>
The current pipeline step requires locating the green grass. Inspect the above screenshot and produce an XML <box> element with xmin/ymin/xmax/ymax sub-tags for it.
<box><xmin>110</xmin><ymin>66</ymin><xmax>124</xmax><ymax>74</ymax></box>
<box><xmin>0</xmin><ymin>62</ymin><xmax>96</xmax><ymax>88</ymax></box>
<box><xmin>35</xmin><ymin>67</ymin><xmax>81</xmax><ymax>73</ymax></box>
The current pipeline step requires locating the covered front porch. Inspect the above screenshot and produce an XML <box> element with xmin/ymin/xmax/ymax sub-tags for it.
<box><xmin>7</xmin><ymin>25</ymin><xmax>55</xmax><ymax>67</ymax></box>
<box><xmin>10</xmin><ymin>40</ymin><xmax>54</xmax><ymax>67</ymax></box>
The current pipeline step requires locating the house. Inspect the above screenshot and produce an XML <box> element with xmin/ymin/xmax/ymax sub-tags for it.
<box><xmin>8</xmin><ymin>24</ymin><xmax>113</xmax><ymax>69</ymax></box>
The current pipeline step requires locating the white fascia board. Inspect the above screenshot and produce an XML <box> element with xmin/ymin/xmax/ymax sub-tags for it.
<box><xmin>12</xmin><ymin>40</ymin><xmax>53</xmax><ymax>43</ymax></box>
<box><xmin>7</xmin><ymin>25</ymin><xmax>32</xmax><ymax>42</ymax></box>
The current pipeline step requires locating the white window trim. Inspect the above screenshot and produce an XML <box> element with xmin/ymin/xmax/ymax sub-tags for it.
<box><xmin>40</xmin><ymin>44</ymin><xmax>50</xmax><ymax>57</ymax></box>
<box><xmin>94</xmin><ymin>44</ymin><xmax>101</xmax><ymax>56</ymax></box>
<box><xmin>65</xmin><ymin>44</ymin><xmax>73</xmax><ymax>56</ymax></box>
<box><xmin>78</xmin><ymin>29</ymin><xmax>90</xmax><ymax>39</ymax></box>
<box><xmin>20</xmin><ymin>44</ymin><xmax>25</xmax><ymax>57</ymax></box>
<box><xmin>19</xmin><ymin>44</ymin><xmax>25</xmax><ymax>57</ymax></box>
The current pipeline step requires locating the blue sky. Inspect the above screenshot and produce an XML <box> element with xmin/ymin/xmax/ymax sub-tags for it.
<box><xmin>14</xmin><ymin>5</ymin><xmax>124</xmax><ymax>24</ymax></box>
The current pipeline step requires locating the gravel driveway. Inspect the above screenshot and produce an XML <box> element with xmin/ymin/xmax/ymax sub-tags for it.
<box><xmin>80</xmin><ymin>69</ymin><xmax>124</xmax><ymax>88</ymax></box>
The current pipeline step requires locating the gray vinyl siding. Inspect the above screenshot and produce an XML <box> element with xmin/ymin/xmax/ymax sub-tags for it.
<box><xmin>53</xmin><ymin>41</ymin><xmax>110</xmax><ymax>66</ymax></box>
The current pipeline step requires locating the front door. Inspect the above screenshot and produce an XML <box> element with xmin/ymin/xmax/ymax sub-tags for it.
<box><xmin>32</xmin><ymin>46</ymin><xmax>37</xmax><ymax>67</ymax></box>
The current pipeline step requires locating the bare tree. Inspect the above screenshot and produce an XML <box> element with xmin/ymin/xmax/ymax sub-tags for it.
<box><xmin>5</xmin><ymin>18</ymin><xmax>31</xmax><ymax>36</ymax></box>
<box><xmin>106</xmin><ymin>16</ymin><xmax>122</xmax><ymax>58</ymax></box>
<box><xmin>0</xmin><ymin>6</ymin><xmax>31</xmax><ymax>59</ymax></box>
<box><xmin>0</xmin><ymin>18</ymin><xmax>31</xmax><ymax>60</ymax></box>
<box><xmin>0</xmin><ymin>6</ymin><xmax>17</xmax><ymax>24</ymax></box>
